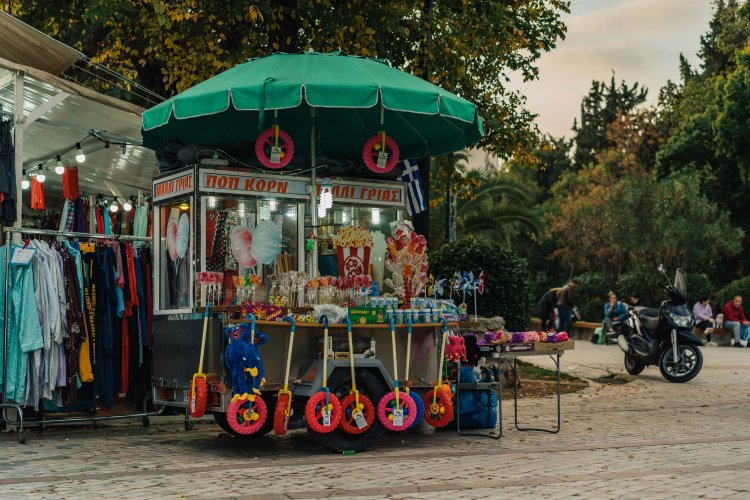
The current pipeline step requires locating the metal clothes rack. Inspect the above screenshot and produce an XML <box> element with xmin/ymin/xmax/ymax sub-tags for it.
<box><xmin>1</xmin><ymin>227</ymin><xmax>163</xmax><ymax>444</ymax></box>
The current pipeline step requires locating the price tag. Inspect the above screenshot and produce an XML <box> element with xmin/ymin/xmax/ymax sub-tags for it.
<box><xmin>270</xmin><ymin>146</ymin><xmax>282</xmax><ymax>164</ymax></box>
<box><xmin>353</xmin><ymin>410</ymin><xmax>367</xmax><ymax>429</ymax></box>
<box><xmin>376</xmin><ymin>151</ymin><xmax>388</xmax><ymax>169</ymax></box>
<box><xmin>392</xmin><ymin>408</ymin><xmax>404</xmax><ymax>427</ymax></box>
<box><xmin>322</xmin><ymin>409</ymin><xmax>331</xmax><ymax>427</ymax></box>
<box><xmin>10</xmin><ymin>247</ymin><xmax>35</xmax><ymax>266</ymax></box>
<box><xmin>183</xmin><ymin>390</ymin><xmax>189</xmax><ymax>402</ymax></box>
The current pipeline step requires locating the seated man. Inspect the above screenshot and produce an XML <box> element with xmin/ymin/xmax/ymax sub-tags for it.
<box><xmin>721</xmin><ymin>295</ymin><xmax>750</xmax><ymax>347</ymax></box>
<box><xmin>599</xmin><ymin>292</ymin><xmax>627</xmax><ymax>344</ymax></box>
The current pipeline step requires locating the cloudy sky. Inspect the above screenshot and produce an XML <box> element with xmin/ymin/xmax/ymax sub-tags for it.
<box><xmin>513</xmin><ymin>0</ymin><xmax>715</xmax><ymax>138</ymax></box>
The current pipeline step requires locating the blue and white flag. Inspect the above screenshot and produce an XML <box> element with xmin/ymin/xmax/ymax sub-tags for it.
<box><xmin>399</xmin><ymin>159</ymin><xmax>427</xmax><ymax>216</ymax></box>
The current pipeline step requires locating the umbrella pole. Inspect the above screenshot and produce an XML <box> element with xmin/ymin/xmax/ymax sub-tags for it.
<box><xmin>309</xmin><ymin>106</ymin><xmax>319</xmax><ymax>277</ymax></box>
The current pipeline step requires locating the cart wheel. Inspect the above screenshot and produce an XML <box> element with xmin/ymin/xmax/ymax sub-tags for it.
<box><xmin>422</xmin><ymin>387</ymin><xmax>454</xmax><ymax>428</ymax></box>
<box><xmin>377</xmin><ymin>391</ymin><xmax>417</xmax><ymax>431</ymax></box>
<box><xmin>273</xmin><ymin>393</ymin><xmax>292</xmax><ymax>436</ymax></box>
<box><xmin>226</xmin><ymin>396</ymin><xmax>268</xmax><ymax>435</ymax></box>
<box><xmin>255</xmin><ymin>127</ymin><xmax>295</xmax><ymax>169</ymax></box>
<box><xmin>188</xmin><ymin>377</ymin><xmax>208</xmax><ymax>419</ymax></box>
<box><xmin>339</xmin><ymin>393</ymin><xmax>375</xmax><ymax>435</ymax></box>
<box><xmin>142</xmin><ymin>415</ymin><xmax>150</xmax><ymax>427</ymax></box>
<box><xmin>362</xmin><ymin>133</ymin><xmax>399</xmax><ymax>174</ymax></box>
<box><xmin>407</xmin><ymin>390</ymin><xmax>425</xmax><ymax>429</ymax></box>
<box><xmin>17</xmin><ymin>430</ymin><xmax>26</xmax><ymax>445</ymax></box>
<box><xmin>305</xmin><ymin>391</ymin><xmax>342</xmax><ymax>434</ymax></box>
<box><xmin>184</xmin><ymin>420</ymin><xmax>194</xmax><ymax>431</ymax></box>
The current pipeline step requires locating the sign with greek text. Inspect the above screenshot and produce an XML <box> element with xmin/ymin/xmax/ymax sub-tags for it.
<box><xmin>153</xmin><ymin>170</ymin><xmax>194</xmax><ymax>202</ymax></box>
<box><xmin>315</xmin><ymin>179</ymin><xmax>405</xmax><ymax>207</ymax></box>
<box><xmin>200</xmin><ymin>170</ymin><xmax>308</xmax><ymax>199</ymax></box>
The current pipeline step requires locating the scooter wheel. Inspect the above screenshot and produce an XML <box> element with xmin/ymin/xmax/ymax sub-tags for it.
<box><xmin>226</xmin><ymin>395</ymin><xmax>268</xmax><ymax>435</ymax></box>
<box><xmin>273</xmin><ymin>393</ymin><xmax>291</xmax><ymax>436</ymax></box>
<box><xmin>377</xmin><ymin>391</ymin><xmax>417</xmax><ymax>431</ymax></box>
<box><xmin>422</xmin><ymin>387</ymin><xmax>454</xmax><ymax>428</ymax></box>
<box><xmin>188</xmin><ymin>377</ymin><xmax>208</xmax><ymax>419</ymax></box>
<box><xmin>407</xmin><ymin>390</ymin><xmax>424</xmax><ymax>429</ymax></box>
<box><xmin>305</xmin><ymin>391</ymin><xmax>342</xmax><ymax>434</ymax></box>
<box><xmin>339</xmin><ymin>393</ymin><xmax>375</xmax><ymax>435</ymax></box>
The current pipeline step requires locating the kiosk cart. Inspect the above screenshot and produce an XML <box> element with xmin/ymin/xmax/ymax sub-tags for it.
<box><xmin>150</xmin><ymin>165</ymin><xmax>454</xmax><ymax>450</ymax></box>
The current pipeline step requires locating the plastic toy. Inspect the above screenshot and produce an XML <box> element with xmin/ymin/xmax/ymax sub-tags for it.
<box><xmin>224</xmin><ymin>316</ymin><xmax>269</xmax><ymax>435</ymax></box>
<box><xmin>377</xmin><ymin>316</ymin><xmax>417</xmax><ymax>431</ymax></box>
<box><xmin>362</xmin><ymin>131</ymin><xmax>399</xmax><ymax>174</ymax></box>
<box><xmin>422</xmin><ymin>318</ymin><xmax>454</xmax><ymax>428</ymax></box>
<box><xmin>339</xmin><ymin>316</ymin><xmax>376</xmax><ymax>434</ymax></box>
<box><xmin>273</xmin><ymin>315</ymin><xmax>297</xmax><ymax>435</ymax></box>
<box><xmin>255</xmin><ymin>124</ymin><xmax>294</xmax><ymax>169</ymax></box>
<box><xmin>188</xmin><ymin>303</ymin><xmax>211</xmax><ymax>418</ymax></box>
<box><xmin>305</xmin><ymin>315</ymin><xmax>342</xmax><ymax>433</ymax></box>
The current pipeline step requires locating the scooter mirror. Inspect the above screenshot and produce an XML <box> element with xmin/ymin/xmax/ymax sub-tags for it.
<box><xmin>657</xmin><ymin>264</ymin><xmax>666</xmax><ymax>274</ymax></box>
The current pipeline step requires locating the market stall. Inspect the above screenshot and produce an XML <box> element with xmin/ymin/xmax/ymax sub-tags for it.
<box><xmin>138</xmin><ymin>51</ymin><xmax>575</xmax><ymax>452</ymax></box>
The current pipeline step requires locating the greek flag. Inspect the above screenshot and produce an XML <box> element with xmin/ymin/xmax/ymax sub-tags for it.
<box><xmin>399</xmin><ymin>159</ymin><xmax>427</xmax><ymax>216</ymax></box>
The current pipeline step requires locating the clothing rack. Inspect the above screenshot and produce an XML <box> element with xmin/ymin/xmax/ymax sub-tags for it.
<box><xmin>1</xmin><ymin>227</ymin><xmax>162</xmax><ymax>444</ymax></box>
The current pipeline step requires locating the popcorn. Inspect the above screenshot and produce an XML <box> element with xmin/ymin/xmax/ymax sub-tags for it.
<box><xmin>332</xmin><ymin>225</ymin><xmax>373</xmax><ymax>248</ymax></box>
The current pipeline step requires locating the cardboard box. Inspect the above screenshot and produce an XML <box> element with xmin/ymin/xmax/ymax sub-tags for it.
<box><xmin>532</xmin><ymin>340</ymin><xmax>575</xmax><ymax>352</ymax></box>
<box><xmin>347</xmin><ymin>307</ymin><xmax>387</xmax><ymax>325</ymax></box>
<box><xmin>317</xmin><ymin>336</ymin><xmax>376</xmax><ymax>359</ymax></box>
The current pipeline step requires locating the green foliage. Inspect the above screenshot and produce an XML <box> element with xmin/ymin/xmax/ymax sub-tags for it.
<box><xmin>430</xmin><ymin>238</ymin><xmax>531</xmax><ymax>330</ymax></box>
<box><xmin>573</xmin><ymin>75</ymin><xmax>648</xmax><ymax>167</ymax></box>
<box><xmin>8</xmin><ymin>0</ymin><xmax>570</xmax><ymax>159</ymax></box>
<box><xmin>570</xmin><ymin>272</ymin><xmax>608</xmax><ymax>322</ymax></box>
<box><xmin>618</xmin><ymin>268</ymin><xmax>714</xmax><ymax>307</ymax></box>
<box><xmin>717</xmin><ymin>275</ymin><xmax>750</xmax><ymax>307</ymax></box>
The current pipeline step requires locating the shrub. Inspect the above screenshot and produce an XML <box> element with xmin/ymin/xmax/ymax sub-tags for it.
<box><xmin>571</xmin><ymin>272</ymin><xmax>608</xmax><ymax>322</ymax></box>
<box><xmin>619</xmin><ymin>268</ymin><xmax>714</xmax><ymax>308</ymax></box>
<box><xmin>717</xmin><ymin>275</ymin><xmax>750</xmax><ymax>309</ymax></box>
<box><xmin>430</xmin><ymin>237</ymin><xmax>532</xmax><ymax>330</ymax></box>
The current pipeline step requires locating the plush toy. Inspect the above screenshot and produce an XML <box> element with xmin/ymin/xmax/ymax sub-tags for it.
<box><xmin>445</xmin><ymin>335</ymin><xmax>467</xmax><ymax>361</ymax></box>
<box><xmin>511</xmin><ymin>332</ymin><xmax>526</xmax><ymax>343</ymax></box>
<box><xmin>546</xmin><ymin>331</ymin><xmax>558</xmax><ymax>343</ymax></box>
<box><xmin>524</xmin><ymin>331</ymin><xmax>540</xmax><ymax>343</ymax></box>
<box><xmin>557</xmin><ymin>332</ymin><xmax>569</xmax><ymax>342</ymax></box>
<box><xmin>538</xmin><ymin>331</ymin><xmax>548</xmax><ymax>343</ymax></box>
<box><xmin>224</xmin><ymin>323</ymin><xmax>269</xmax><ymax>402</ymax></box>
<box><xmin>481</xmin><ymin>331</ymin><xmax>497</xmax><ymax>345</ymax></box>
<box><xmin>497</xmin><ymin>331</ymin><xmax>512</xmax><ymax>344</ymax></box>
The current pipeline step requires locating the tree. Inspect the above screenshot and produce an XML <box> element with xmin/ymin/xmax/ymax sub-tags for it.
<box><xmin>6</xmin><ymin>0</ymin><xmax>570</xmax><ymax>159</ymax></box>
<box><xmin>699</xmin><ymin>0</ymin><xmax>750</xmax><ymax>76</ymax></box>
<box><xmin>573</xmin><ymin>75</ymin><xmax>648</xmax><ymax>167</ymax></box>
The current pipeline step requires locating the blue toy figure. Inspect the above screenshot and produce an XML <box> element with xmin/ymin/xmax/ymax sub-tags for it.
<box><xmin>224</xmin><ymin>322</ymin><xmax>268</xmax><ymax>402</ymax></box>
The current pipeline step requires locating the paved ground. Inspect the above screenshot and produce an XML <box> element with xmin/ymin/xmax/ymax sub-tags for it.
<box><xmin>1</xmin><ymin>342</ymin><xmax>750</xmax><ymax>499</ymax></box>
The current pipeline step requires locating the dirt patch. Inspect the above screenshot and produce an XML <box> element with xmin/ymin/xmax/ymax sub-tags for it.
<box><xmin>501</xmin><ymin>360</ymin><xmax>589</xmax><ymax>399</ymax></box>
<box><xmin>592</xmin><ymin>372</ymin><xmax>633</xmax><ymax>385</ymax></box>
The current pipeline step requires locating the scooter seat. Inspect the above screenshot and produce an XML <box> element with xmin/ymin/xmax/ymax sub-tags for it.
<box><xmin>634</xmin><ymin>307</ymin><xmax>659</xmax><ymax>331</ymax></box>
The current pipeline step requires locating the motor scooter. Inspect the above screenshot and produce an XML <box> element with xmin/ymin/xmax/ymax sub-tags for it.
<box><xmin>617</xmin><ymin>265</ymin><xmax>704</xmax><ymax>383</ymax></box>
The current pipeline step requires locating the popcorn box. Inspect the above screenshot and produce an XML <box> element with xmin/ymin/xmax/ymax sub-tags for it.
<box><xmin>337</xmin><ymin>246</ymin><xmax>372</xmax><ymax>277</ymax></box>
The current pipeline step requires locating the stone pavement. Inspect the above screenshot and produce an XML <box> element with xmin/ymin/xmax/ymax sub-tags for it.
<box><xmin>1</xmin><ymin>341</ymin><xmax>749</xmax><ymax>499</ymax></box>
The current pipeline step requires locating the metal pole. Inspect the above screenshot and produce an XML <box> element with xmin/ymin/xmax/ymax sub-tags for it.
<box><xmin>309</xmin><ymin>106</ymin><xmax>318</xmax><ymax>277</ymax></box>
<box><xmin>2</xmin><ymin>227</ymin><xmax>151</xmax><ymax>242</ymax></box>
<box><xmin>13</xmin><ymin>72</ymin><xmax>24</xmax><ymax>234</ymax></box>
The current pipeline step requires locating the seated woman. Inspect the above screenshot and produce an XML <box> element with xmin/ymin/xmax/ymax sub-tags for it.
<box><xmin>596</xmin><ymin>292</ymin><xmax>628</xmax><ymax>344</ymax></box>
<box><xmin>692</xmin><ymin>295</ymin><xmax>715</xmax><ymax>342</ymax></box>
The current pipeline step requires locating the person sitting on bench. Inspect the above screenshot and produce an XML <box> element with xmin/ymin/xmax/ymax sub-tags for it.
<box><xmin>722</xmin><ymin>295</ymin><xmax>750</xmax><ymax>347</ymax></box>
<box><xmin>600</xmin><ymin>292</ymin><xmax>627</xmax><ymax>343</ymax></box>
<box><xmin>692</xmin><ymin>295</ymin><xmax>715</xmax><ymax>342</ymax></box>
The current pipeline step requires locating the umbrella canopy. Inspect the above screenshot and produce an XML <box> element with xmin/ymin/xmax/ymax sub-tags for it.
<box><xmin>141</xmin><ymin>51</ymin><xmax>483</xmax><ymax>165</ymax></box>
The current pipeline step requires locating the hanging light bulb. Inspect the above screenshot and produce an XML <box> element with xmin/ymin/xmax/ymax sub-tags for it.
<box><xmin>35</xmin><ymin>164</ymin><xmax>46</xmax><ymax>183</ymax></box>
<box><xmin>55</xmin><ymin>155</ymin><xmax>65</xmax><ymax>175</ymax></box>
<box><xmin>207</xmin><ymin>196</ymin><xmax>217</xmax><ymax>208</ymax></box>
<box><xmin>342</xmin><ymin>211</ymin><xmax>348</xmax><ymax>224</ymax></box>
<box><xmin>123</xmin><ymin>196</ymin><xmax>133</xmax><ymax>212</ymax></box>
<box><xmin>21</xmin><ymin>170</ymin><xmax>29</xmax><ymax>190</ymax></box>
<box><xmin>269</xmin><ymin>199</ymin><xmax>277</xmax><ymax>212</ymax></box>
<box><xmin>320</xmin><ymin>177</ymin><xmax>333</xmax><ymax>210</ymax></box>
<box><xmin>75</xmin><ymin>143</ymin><xmax>86</xmax><ymax>163</ymax></box>
<box><xmin>317</xmin><ymin>203</ymin><xmax>327</xmax><ymax>219</ymax></box>
<box><xmin>110</xmin><ymin>196</ymin><xmax>119</xmax><ymax>213</ymax></box>
<box><xmin>372</xmin><ymin>208</ymin><xmax>380</xmax><ymax>225</ymax></box>
<box><xmin>238</xmin><ymin>202</ymin><xmax>246</xmax><ymax>218</ymax></box>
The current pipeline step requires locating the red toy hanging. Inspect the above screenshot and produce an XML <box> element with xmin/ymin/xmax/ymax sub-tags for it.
<box><xmin>226</xmin><ymin>395</ymin><xmax>268</xmax><ymax>435</ymax></box>
<box><xmin>255</xmin><ymin>125</ymin><xmax>294</xmax><ymax>169</ymax></box>
<box><xmin>362</xmin><ymin>131</ymin><xmax>399</xmax><ymax>174</ymax></box>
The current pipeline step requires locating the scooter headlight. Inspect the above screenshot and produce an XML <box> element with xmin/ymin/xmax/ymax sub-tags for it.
<box><xmin>665</xmin><ymin>308</ymin><xmax>693</xmax><ymax>328</ymax></box>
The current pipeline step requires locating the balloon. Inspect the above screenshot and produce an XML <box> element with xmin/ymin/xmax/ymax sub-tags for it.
<box><xmin>251</xmin><ymin>221</ymin><xmax>281</xmax><ymax>265</ymax></box>
<box><xmin>176</xmin><ymin>213</ymin><xmax>190</xmax><ymax>259</ymax></box>
<box><xmin>166</xmin><ymin>219</ymin><xmax>178</xmax><ymax>262</ymax></box>
<box><xmin>230</xmin><ymin>226</ymin><xmax>257</xmax><ymax>268</ymax></box>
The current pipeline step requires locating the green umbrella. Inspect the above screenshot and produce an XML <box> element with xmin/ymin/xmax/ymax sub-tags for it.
<box><xmin>141</xmin><ymin>51</ymin><xmax>483</xmax><ymax>162</ymax></box>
